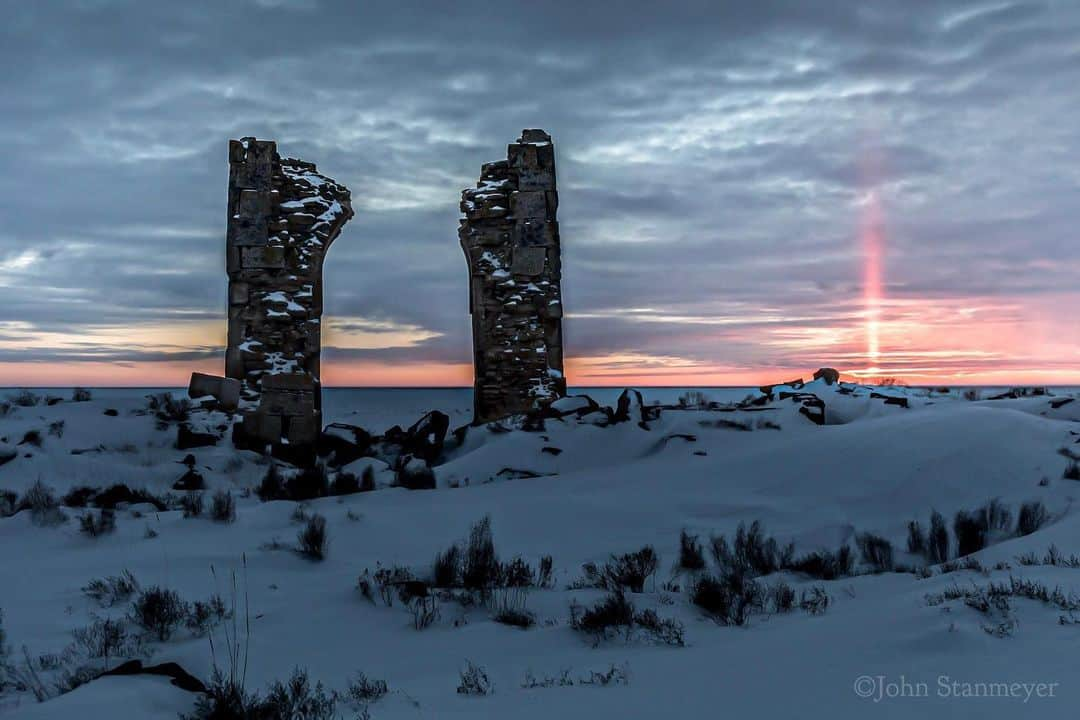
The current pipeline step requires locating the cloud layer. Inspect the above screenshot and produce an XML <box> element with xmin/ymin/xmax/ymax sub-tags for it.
<box><xmin>1</xmin><ymin>0</ymin><xmax>1078</xmax><ymax>385</ymax></box>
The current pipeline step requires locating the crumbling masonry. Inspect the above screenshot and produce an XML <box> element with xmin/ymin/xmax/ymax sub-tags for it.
<box><xmin>459</xmin><ymin>129</ymin><xmax>566</xmax><ymax>423</ymax></box>
<box><xmin>192</xmin><ymin>137</ymin><xmax>353</xmax><ymax>459</ymax></box>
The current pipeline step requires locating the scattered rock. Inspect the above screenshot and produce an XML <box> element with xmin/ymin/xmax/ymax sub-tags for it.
<box><xmin>541</xmin><ymin>446</ymin><xmax>563</xmax><ymax>456</ymax></box>
<box><xmin>612</xmin><ymin>389</ymin><xmax>662</xmax><ymax>429</ymax></box>
<box><xmin>397</xmin><ymin>455</ymin><xmax>436</xmax><ymax>490</ymax></box>
<box><xmin>176</xmin><ymin>423</ymin><xmax>220</xmax><ymax>450</ymax></box>
<box><xmin>100</xmin><ymin>660</ymin><xmax>206</xmax><ymax>694</ymax></box>
<box><xmin>187</xmin><ymin>372</ymin><xmax>241</xmax><ymax>412</ymax></box>
<box><xmin>173</xmin><ymin>468</ymin><xmax>205</xmax><ymax>491</ymax></box>
<box><xmin>546</xmin><ymin>395</ymin><xmax>600</xmax><ymax>418</ymax></box>
<box><xmin>813</xmin><ymin>367</ymin><xmax>840</xmax><ymax>385</ymax></box>
<box><xmin>870</xmin><ymin>392</ymin><xmax>909</xmax><ymax>408</ymax></box>
<box><xmin>796</xmin><ymin>395</ymin><xmax>826</xmax><ymax>425</ymax></box>
<box><xmin>103</xmin><ymin>408</ymin><xmax>119</xmax><ymax>417</ymax></box>
<box><xmin>403</xmin><ymin>410</ymin><xmax>450</xmax><ymax>464</ymax></box>
<box><xmin>319</xmin><ymin>423</ymin><xmax>373</xmax><ymax>467</ymax></box>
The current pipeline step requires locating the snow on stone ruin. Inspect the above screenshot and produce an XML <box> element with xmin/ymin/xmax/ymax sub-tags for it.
<box><xmin>460</xmin><ymin>129</ymin><xmax>566</xmax><ymax>423</ymax></box>
<box><xmin>189</xmin><ymin>138</ymin><xmax>354</xmax><ymax>462</ymax></box>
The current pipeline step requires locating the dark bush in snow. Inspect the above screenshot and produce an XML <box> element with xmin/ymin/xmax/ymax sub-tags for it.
<box><xmin>498</xmin><ymin>557</ymin><xmax>535</xmax><ymax>588</ymax></box>
<box><xmin>605</xmin><ymin>546</ymin><xmax>659</xmax><ymax>593</ymax></box>
<box><xmin>181</xmin><ymin>491</ymin><xmax>204</xmax><ymax>519</ymax></box>
<box><xmin>856</xmin><ymin>533</ymin><xmax>894</xmax><ymax>572</ymax></box>
<box><xmin>691</xmin><ymin>572</ymin><xmax>762</xmax><ymax>626</ymax></box>
<box><xmin>147</xmin><ymin>392</ymin><xmax>191</xmax><ymax>429</ymax></box>
<box><xmin>577</xmin><ymin>546</ymin><xmax>659</xmax><ymax>593</ymax></box>
<box><xmin>370</xmin><ymin>564</ymin><xmax>415</xmax><ymax>607</ymax></box>
<box><xmin>210</xmin><ymin>490</ymin><xmax>236</xmax><ymax>523</ymax></box>
<box><xmin>800</xmin><ymin>586</ymin><xmax>830</xmax><ymax>615</ymax></box>
<box><xmin>130</xmin><ymin>586</ymin><xmax>188</xmax><ymax>641</ymax></box>
<box><xmin>433</xmin><ymin>544</ymin><xmax>462</xmax><ymax>588</ymax></box>
<box><xmin>186</xmin><ymin>595</ymin><xmax>229</xmax><ymax>636</ymax></box>
<box><xmin>78</xmin><ymin>508</ymin><xmax>117</xmax><ymax>538</ymax></box>
<box><xmin>632</xmin><ymin>608</ymin><xmax>685</xmax><ymax>646</ymax></box>
<box><xmin>678</xmin><ymin>530</ymin><xmax>706</xmax><ymax>572</ymax></box>
<box><xmin>929</xmin><ymin>511</ymin><xmax>950</xmax><ymax>564</ymax></box>
<box><xmin>787</xmin><ymin>545</ymin><xmax>854</xmax><ymax>580</ymax></box>
<box><xmin>767</xmin><ymin>581</ymin><xmax>797</xmax><ymax>613</ymax></box>
<box><xmin>82</xmin><ymin>570</ymin><xmax>140</xmax><ymax>607</ymax></box>
<box><xmin>408</xmin><ymin>590</ymin><xmax>440</xmax><ymax>630</ymax></box>
<box><xmin>70</xmin><ymin>618</ymin><xmax>136</xmax><ymax>663</ymax></box>
<box><xmin>710</xmin><ymin>521</ymin><xmax>794</xmax><ymax>579</ymax></box>
<box><xmin>570</xmin><ymin>590</ymin><xmax>685</xmax><ymax>646</ymax></box>
<box><xmin>493</xmin><ymin>606</ymin><xmax>535</xmax><ymax>629</ymax></box>
<box><xmin>183</xmin><ymin>669</ymin><xmax>260</xmax><ymax>720</ymax></box>
<box><xmin>71</xmin><ymin>387</ymin><xmax>92</xmax><ymax>402</ymax></box>
<box><xmin>678</xmin><ymin>390</ymin><xmax>711</xmax><ymax>408</ymax></box>
<box><xmin>10</xmin><ymin>390</ymin><xmax>42</xmax><ymax>407</ymax></box>
<box><xmin>329</xmin><ymin>470</ymin><xmax>360</xmax><ymax>496</ymax></box>
<box><xmin>18</xmin><ymin>480</ymin><xmax>67</xmax><ymax>526</ymax></box>
<box><xmin>347</xmin><ymin>672</ymin><xmax>389</xmax><ymax>705</ymax></box>
<box><xmin>571</xmin><ymin>591</ymin><xmax>636</xmax><ymax>638</ymax></box>
<box><xmin>537</xmin><ymin>555</ymin><xmax>555</xmax><ymax>589</ymax></box>
<box><xmin>906</xmin><ymin>520</ymin><xmax>926</xmax><ymax>556</ymax></box>
<box><xmin>953</xmin><ymin>499</ymin><xmax>1011</xmax><ymax>558</ymax></box>
<box><xmin>462</xmin><ymin>516</ymin><xmax>499</xmax><ymax>595</ymax></box>
<box><xmin>458</xmin><ymin>660</ymin><xmax>494</xmax><ymax>696</ymax></box>
<box><xmin>0</xmin><ymin>490</ymin><xmax>15</xmax><ymax>517</ymax></box>
<box><xmin>360</xmin><ymin>466</ymin><xmax>376</xmax><ymax>492</ymax></box>
<box><xmin>19</xmin><ymin>430</ymin><xmax>42</xmax><ymax>448</ymax></box>
<box><xmin>0</xmin><ymin>609</ymin><xmax>9</xmax><ymax>687</ymax></box>
<box><xmin>63</xmin><ymin>486</ymin><xmax>96</xmax><ymax>508</ymax></box>
<box><xmin>263</xmin><ymin>667</ymin><xmax>338</xmax><ymax>718</ymax></box>
<box><xmin>287</xmin><ymin>465</ymin><xmax>329</xmax><ymax>501</ymax></box>
<box><xmin>1016</xmin><ymin>501</ymin><xmax>1049</xmax><ymax>537</ymax></box>
<box><xmin>48</xmin><ymin>420</ymin><xmax>65</xmax><ymax>438</ymax></box>
<box><xmin>185</xmin><ymin>667</ymin><xmax>339</xmax><ymax>720</ymax></box>
<box><xmin>1065</xmin><ymin>462</ymin><xmax>1080</xmax><ymax>481</ymax></box>
<box><xmin>1016</xmin><ymin>545</ymin><xmax>1080</xmax><ymax>568</ymax></box>
<box><xmin>396</xmin><ymin>458</ymin><xmax>436</xmax><ymax>490</ymax></box>
<box><xmin>297</xmin><ymin>514</ymin><xmax>328</xmax><ymax>561</ymax></box>
<box><xmin>257</xmin><ymin>464</ymin><xmax>286</xmax><ymax>501</ymax></box>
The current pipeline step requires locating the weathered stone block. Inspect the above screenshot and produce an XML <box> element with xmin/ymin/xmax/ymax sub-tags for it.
<box><xmin>187</xmin><ymin>372</ymin><xmax>241</xmax><ymax>411</ymax></box>
<box><xmin>511</xmin><ymin>246</ymin><xmax>546</xmax><ymax>276</ymax></box>
<box><xmin>514</xmin><ymin>220</ymin><xmax>554</xmax><ymax>247</ymax></box>
<box><xmin>241</xmin><ymin>245</ymin><xmax>285</xmax><ymax>269</ymax></box>
<box><xmin>510</xmin><ymin>191</ymin><xmax>547</xmax><ymax>219</ymax></box>
<box><xmin>229</xmin><ymin>282</ymin><xmax>249</xmax><ymax>306</ymax></box>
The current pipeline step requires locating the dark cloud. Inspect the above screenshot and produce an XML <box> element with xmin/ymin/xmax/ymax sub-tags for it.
<box><xmin>1</xmin><ymin>0</ymin><xmax>1077</xmax><ymax>379</ymax></box>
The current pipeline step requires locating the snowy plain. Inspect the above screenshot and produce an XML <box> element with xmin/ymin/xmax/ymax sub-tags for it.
<box><xmin>1</xmin><ymin>382</ymin><xmax>1079</xmax><ymax>718</ymax></box>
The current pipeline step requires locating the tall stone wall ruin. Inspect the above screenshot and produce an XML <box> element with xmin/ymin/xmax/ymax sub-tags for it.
<box><xmin>459</xmin><ymin>129</ymin><xmax>566</xmax><ymax>423</ymax></box>
<box><xmin>210</xmin><ymin>137</ymin><xmax>353</xmax><ymax>458</ymax></box>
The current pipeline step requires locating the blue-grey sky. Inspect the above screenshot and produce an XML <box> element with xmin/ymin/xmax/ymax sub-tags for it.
<box><xmin>1</xmin><ymin>0</ymin><xmax>1078</xmax><ymax>385</ymax></box>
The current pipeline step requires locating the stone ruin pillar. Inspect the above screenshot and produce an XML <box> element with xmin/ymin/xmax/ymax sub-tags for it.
<box><xmin>190</xmin><ymin>137</ymin><xmax>353</xmax><ymax>461</ymax></box>
<box><xmin>459</xmin><ymin>129</ymin><xmax>567</xmax><ymax>423</ymax></box>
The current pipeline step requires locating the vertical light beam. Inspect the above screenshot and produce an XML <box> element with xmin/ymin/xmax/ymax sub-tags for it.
<box><xmin>861</xmin><ymin>186</ymin><xmax>883</xmax><ymax>377</ymax></box>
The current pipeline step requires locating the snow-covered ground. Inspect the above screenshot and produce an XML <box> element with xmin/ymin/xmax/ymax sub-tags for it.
<box><xmin>2</xmin><ymin>382</ymin><xmax>1080</xmax><ymax>718</ymax></box>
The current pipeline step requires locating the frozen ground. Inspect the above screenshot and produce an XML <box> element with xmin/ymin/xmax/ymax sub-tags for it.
<box><xmin>1</xmin><ymin>382</ymin><xmax>1079</xmax><ymax>718</ymax></box>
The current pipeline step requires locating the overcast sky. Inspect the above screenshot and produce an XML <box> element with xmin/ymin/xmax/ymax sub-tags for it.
<box><xmin>1</xmin><ymin>0</ymin><xmax>1078</xmax><ymax>386</ymax></box>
